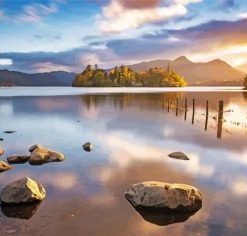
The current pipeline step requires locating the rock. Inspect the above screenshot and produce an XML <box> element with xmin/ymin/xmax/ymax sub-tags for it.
<box><xmin>168</xmin><ymin>151</ymin><xmax>189</xmax><ymax>160</ymax></box>
<box><xmin>0</xmin><ymin>177</ymin><xmax>46</xmax><ymax>204</ymax></box>
<box><xmin>0</xmin><ymin>161</ymin><xmax>12</xmax><ymax>173</ymax></box>
<box><xmin>0</xmin><ymin>138</ymin><xmax>4</xmax><ymax>141</ymax></box>
<box><xmin>0</xmin><ymin>148</ymin><xmax>4</xmax><ymax>156</ymax></box>
<box><xmin>29</xmin><ymin>144</ymin><xmax>42</xmax><ymax>152</ymax></box>
<box><xmin>29</xmin><ymin>144</ymin><xmax>65</xmax><ymax>165</ymax></box>
<box><xmin>125</xmin><ymin>181</ymin><xmax>202</xmax><ymax>212</ymax></box>
<box><xmin>4</xmin><ymin>131</ymin><xmax>16</xmax><ymax>134</ymax></box>
<box><xmin>7</xmin><ymin>155</ymin><xmax>30</xmax><ymax>164</ymax></box>
<box><xmin>1</xmin><ymin>201</ymin><xmax>41</xmax><ymax>219</ymax></box>
<box><xmin>83</xmin><ymin>142</ymin><xmax>93</xmax><ymax>152</ymax></box>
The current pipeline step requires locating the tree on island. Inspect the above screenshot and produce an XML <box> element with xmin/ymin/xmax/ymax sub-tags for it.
<box><xmin>72</xmin><ymin>64</ymin><xmax>187</xmax><ymax>87</ymax></box>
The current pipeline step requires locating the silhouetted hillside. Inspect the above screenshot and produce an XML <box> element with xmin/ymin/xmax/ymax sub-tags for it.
<box><xmin>0</xmin><ymin>70</ymin><xmax>76</xmax><ymax>86</ymax></box>
<box><xmin>130</xmin><ymin>56</ymin><xmax>244</xmax><ymax>85</ymax></box>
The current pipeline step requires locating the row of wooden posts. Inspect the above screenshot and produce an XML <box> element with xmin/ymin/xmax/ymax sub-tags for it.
<box><xmin>161</xmin><ymin>98</ymin><xmax>224</xmax><ymax>139</ymax></box>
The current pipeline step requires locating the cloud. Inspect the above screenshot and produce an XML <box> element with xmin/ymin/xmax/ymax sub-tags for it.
<box><xmin>1</xmin><ymin>18</ymin><xmax>247</xmax><ymax>73</ymax></box>
<box><xmin>97</xmin><ymin>0</ymin><xmax>202</xmax><ymax>34</ymax></box>
<box><xmin>237</xmin><ymin>12</ymin><xmax>247</xmax><ymax>19</ymax></box>
<box><xmin>17</xmin><ymin>3</ymin><xmax>57</xmax><ymax>22</ymax></box>
<box><xmin>0</xmin><ymin>46</ymin><xmax>118</xmax><ymax>72</ymax></box>
<box><xmin>219</xmin><ymin>0</ymin><xmax>235</xmax><ymax>8</ymax></box>
<box><xmin>0</xmin><ymin>10</ymin><xmax>4</xmax><ymax>19</ymax></box>
<box><xmin>0</xmin><ymin>1</ymin><xmax>64</xmax><ymax>23</ymax></box>
<box><xmin>0</xmin><ymin>58</ymin><xmax>12</xmax><ymax>65</ymax></box>
<box><xmin>231</xmin><ymin>176</ymin><xmax>247</xmax><ymax>196</ymax></box>
<box><xmin>118</xmin><ymin>0</ymin><xmax>161</xmax><ymax>9</ymax></box>
<box><xmin>33</xmin><ymin>62</ymin><xmax>71</xmax><ymax>72</ymax></box>
<box><xmin>106</xmin><ymin>18</ymin><xmax>247</xmax><ymax>63</ymax></box>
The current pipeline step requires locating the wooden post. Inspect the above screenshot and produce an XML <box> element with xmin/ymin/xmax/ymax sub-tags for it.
<box><xmin>184</xmin><ymin>98</ymin><xmax>187</xmax><ymax>120</ymax></box>
<box><xmin>176</xmin><ymin>98</ymin><xmax>178</xmax><ymax>116</ymax></box>
<box><xmin>217</xmin><ymin>100</ymin><xmax>224</xmax><ymax>139</ymax></box>
<box><xmin>162</xmin><ymin>98</ymin><xmax>165</xmax><ymax>109</ymax></box>
<box><xmin>192</xmin><ymin>99</ymin><xmax>195</xmax><ymax>124</ymax></box>
<box><xmin>205</xmin><ymin>100</ymin><xmax>209</xmax><ymax>131</ymax></box>
<box><xmin>167</xmin><ymin>99</ymin><xmax>170</xmax><ymax>112</ymax></box>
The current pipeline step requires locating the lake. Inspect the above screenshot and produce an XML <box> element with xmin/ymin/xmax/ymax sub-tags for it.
<box><xmin>0</xmin><ymin>87</ymin><xmax>247</xmax><ymax>236</ymax></box>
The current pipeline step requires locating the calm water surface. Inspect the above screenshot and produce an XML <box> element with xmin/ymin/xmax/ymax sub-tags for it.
<box><xmin>1</xmin><ymin>88</ymin><xmax>247</xmax><ymax>236</ymax></box>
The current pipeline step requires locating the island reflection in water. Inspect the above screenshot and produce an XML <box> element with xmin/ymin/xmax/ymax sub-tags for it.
<box><xmin>0</xmin><ymin>90</ymin><xmax>247</xmax><ymax>235</ymax></box>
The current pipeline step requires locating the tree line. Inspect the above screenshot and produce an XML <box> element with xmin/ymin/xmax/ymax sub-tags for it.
<box><xmin>72</xmin><ymin>64</ymin><xmax>187</xmax><ymax>87</ymax></box>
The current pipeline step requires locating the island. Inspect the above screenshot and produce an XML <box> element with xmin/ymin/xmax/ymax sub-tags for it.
<box><xmin>72</xmin><ymin>64</ymin><xmax>187</xmax><ymax>87</ymax></box>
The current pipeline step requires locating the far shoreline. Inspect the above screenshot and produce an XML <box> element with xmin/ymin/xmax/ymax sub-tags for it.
<box><xmin>0</xmin><ymin>86</ymin><xmax>246</xmax><ymax>97</ymax></box>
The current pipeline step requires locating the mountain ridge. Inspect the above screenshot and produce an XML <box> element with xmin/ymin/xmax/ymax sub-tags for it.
<box><xmin>0</xmin><ymin>56</ymin><xmax>245</xmax><ymax>86</ymax></box>
<box><xmin>129</xmin><ymin>56</ymin><xmax>245</xmax><ymax>85</ymax></box>
<box><xmin>0</xmin><ymin>69</ymin><xmax>76</xmax><ymax>86</ymax></box>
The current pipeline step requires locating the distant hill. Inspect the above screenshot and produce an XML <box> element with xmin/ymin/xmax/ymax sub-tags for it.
<box><xmin>0</xmin><ymin>70</ymin><xmax>76</xmax><ymax>86</ymax></box>
<box><xmin>0</xmin><ymin>56</ymin><xmax>245</xmax><ymax>86</ymax></box>
<box><xmin>237</xmin><ymin>63</ymin><xmax>247</xmax><ymax>74</ymax></box>
<box><xmin>129</xmin><ymin>56</ymin><xmax>245</xmax><ymax>85</ymax></box>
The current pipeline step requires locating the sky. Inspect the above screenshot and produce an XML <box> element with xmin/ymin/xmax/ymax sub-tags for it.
<box><xmin>0</xmin><ymin>0</ymin><xmax>247</xmax><ymax>73</ymax></box>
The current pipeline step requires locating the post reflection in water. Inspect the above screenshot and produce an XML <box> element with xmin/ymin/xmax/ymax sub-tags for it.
<box><xmin>1</xmin><ymin>90</ymin><xmax>247</xmax><ymax>235</ymax></box>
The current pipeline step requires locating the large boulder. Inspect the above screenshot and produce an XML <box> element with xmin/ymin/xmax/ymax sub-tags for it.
<box><xmin>0</xmin><ymin>177</ymin><xmax>46</xmax><ymax>204</ymax></box>
<box><xmin>0</xmin><ymin>161</ymin><xmax>12</xmax><ymax>173</ymax></box>
<box><xmin>28</xmin><ymin>144</ymin><xmax>65</xmax><ymax>165</ymax></box>
<box><xmin>168</xmin><ymin>151</ymin><xmax>189</xmax><ymax>160</ymax></box>
<box><xmin>0</xmin><ymin>148</ymin><xmax>4</xmax><ymax>156</ymax></box>
<box><xmin>7</xmin><ymin>155</ymin><xmax>30</xmax><ymax>164</ymax></box>
<box><xmin>125</xmin><ymin>181</ymin><xmax>202</xmax><ymax>212</ymax></box>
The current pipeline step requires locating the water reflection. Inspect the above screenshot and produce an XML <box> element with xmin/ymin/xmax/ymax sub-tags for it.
<box><xmin>1</xmin><ymin>202</ymin><xmax>41</xmax><ymax>220</ymax></box>
<box><xmin>1</xmin><ymin>90</ymin><xmax>247</xmax><ymax>235</ymax></box>
<box><xmin>134</xmin><ymin>207</ymin><xmax>199</xmax><ymax>226</ymax></box>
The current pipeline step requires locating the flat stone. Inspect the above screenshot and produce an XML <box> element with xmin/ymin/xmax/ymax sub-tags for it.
<box><xmin>125</xmin><ymin>181</ymin><xmax>202</xmax><ymax>212</ymax></box>
<box><xmin>168</xmin><ymin>151</ymin><xmax>189</xmax><ymax>160</ymax></box>
<box><xmin>7</xmin><ymin>155</ymin><xmax>30</xmax><ymax>164</ymax></box>
<box><xmin>0</xmin><ymin>177</ymin><xmax>46</xmax><ymax>204</ymax></box>
<box><xmin>82</xmin><ymin>142</ymin><xmax>93</xmax><ymax>152</ymax></box>
<box><xmin>0</xmin><ymin>161</ymin><xmax>12</xmax><ymax>173</ymax></box>
<box><xmin>29</xmin><ymin>144</ymin><xmax>65</xmax><ymax>165</ymax></box>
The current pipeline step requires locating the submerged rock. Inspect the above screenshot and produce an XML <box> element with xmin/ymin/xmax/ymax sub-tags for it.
<box><xmin>0</xmin><ymin>177</ymin><xmax>46</xmax><ymax>204</ymax></box>
<box><xmin>168</xmin><ymin>151</ymin><xmax>189</xmax><ymax>160</ymax></box>
<box><xmin>125</xmin><ymin>181</ymin><xmax>202</xmax><ymax>212</ymax></box>
<box><xmin>7</xmin><ymin>155</ymin><xmax>30</xmax><ymax>164</ymax></box>
<box><xmin>1</xmin><ymin>201</ymin><xmax>41</xmax><ymax>220</ymax></box>
<box><xmin>0</xmin><ymin>148</ymin><xmax>4</xmax><ymax>156</ymax></box>
<box><xmin>83</xmin><ymin>142</ymin><xmax>93</xmax><ymax>152</ymax></box>
<box><xmin>28</xmin><ymin>144</ymin><xmax>65</xmax><ymax>165</ymax></box>
<box><xmin>4</xmin><ymin>131</ymin><xmax>16</xmax><ymax>134</ymax></box>
<box><xmin>0</xmin><ymin>161</ymin><xmax>12</xmax><ymax>173</ymax></box>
